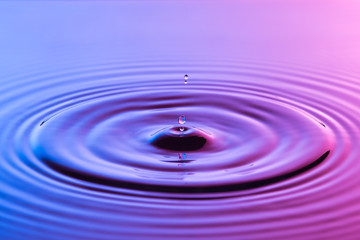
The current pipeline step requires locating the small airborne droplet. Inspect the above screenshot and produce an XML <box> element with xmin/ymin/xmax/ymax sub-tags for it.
<box><xmin>179</xmin><ymin>126</ymin><xmax>185</xmax><ymax>132</ymax></box>
<box><xmin>178</xmin><ymin>115</ymin><xmax>186</xmax><ymax>125</ymax></box>
<box><xmin>184</xmin><ymin>74</ymin><xmax>188</xmax><ymax>84</ymax></box>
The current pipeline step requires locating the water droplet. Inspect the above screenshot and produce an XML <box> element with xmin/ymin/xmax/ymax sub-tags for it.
<box><xmin>179</xmin><ymin>126</ymin><xmax>185</xmax><ymax>132</ymax></box>
<box><xmin>184</xmin><ymin>74</ymin><xmax>188</xmax><ymax>84</ymax></box>
<box><xmin>178</xmin><ymin>115</ymin><xmax>186</xmax><ymax>125</ymax></box>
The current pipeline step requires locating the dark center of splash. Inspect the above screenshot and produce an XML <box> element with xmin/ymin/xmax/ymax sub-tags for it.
<box><xmin>150</xmin><ymin>126</ymin><xmax>207</xmax><ymax>151</ymax></box>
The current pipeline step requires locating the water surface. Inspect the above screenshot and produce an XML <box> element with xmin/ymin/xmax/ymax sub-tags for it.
<box><xmin>1</xmin><ymin>1</ymin><xmax>360</xmax><ymax>239</ymax></box>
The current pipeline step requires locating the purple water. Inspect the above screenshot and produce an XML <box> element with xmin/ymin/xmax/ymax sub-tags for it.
<box><xmin>1</xmin><ymin>1</ymin><xmax>360</xmax><ymax>240</ymax></box>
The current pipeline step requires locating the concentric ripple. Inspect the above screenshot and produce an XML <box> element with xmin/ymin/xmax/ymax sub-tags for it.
<box><xmin>29</xmin><ymin>75</ymin><xmax>333</xmax><ymax>193</ymax></box>
<box><xmin>2</xmin><ymin>59</ymin><xmax>360</xmax><ymax>239</ymax></box>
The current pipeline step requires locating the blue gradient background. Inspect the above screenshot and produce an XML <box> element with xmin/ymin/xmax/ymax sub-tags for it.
<box><xmin>1</xmin><ymin>1</ymin><xmax>359</xmax><ymax>71</ymax></box>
